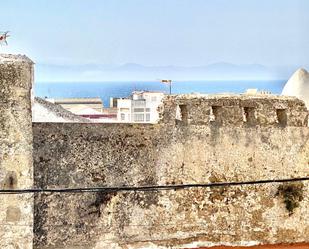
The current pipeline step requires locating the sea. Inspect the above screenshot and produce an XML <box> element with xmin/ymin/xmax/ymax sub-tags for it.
<box><xmin>35</xmin><ymin>80</ymin><xmax>286</xmax><ymax>107</ymax></box>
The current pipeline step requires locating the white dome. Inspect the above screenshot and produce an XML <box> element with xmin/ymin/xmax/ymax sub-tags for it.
<box><xmin>282</xmin><ymin>68</ymin><xmax>309</xmax><ymax>108</ymax></box>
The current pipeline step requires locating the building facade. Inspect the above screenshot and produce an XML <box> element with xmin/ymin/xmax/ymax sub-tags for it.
<box><xmin>117</xmin><ymin>91</ymin><xmax>165</xmax><ymax>123</ymax></box>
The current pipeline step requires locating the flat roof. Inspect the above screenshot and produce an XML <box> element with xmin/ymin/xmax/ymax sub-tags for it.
<box><xmin>54</xmin><ymin>98</ymin><xmax>103</xmax><ymax>104</ymax></box>
<box><xmin>132</xmin><ymin>91</ymin><xmax>165</xmax><ymax>94</ymax></box>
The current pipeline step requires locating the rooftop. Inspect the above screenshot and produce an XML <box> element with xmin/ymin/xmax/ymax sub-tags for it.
<box><xmin>34</xmin><ymin>97</ymin><xmax>90</xmax><ymax>123</ymax></box>
<box><xmin>53</xmin><ymin>97</ymin><xmax>103</xmax><ymax>104</ymax></box>
<box><xmin>132</xmin><ymin>90</ymin><xmax>165</xmax><ymax>94</ymax></box>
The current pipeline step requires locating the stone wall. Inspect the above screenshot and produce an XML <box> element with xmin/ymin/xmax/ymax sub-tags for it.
<box><xmin>33</xmin><ymin>95</ymin><xmax>309</xmax><ymax>249</ymax></box>
<box><xmin>2</xmin><ymin>53</ymin><xmax>308</xmax><ymax>249</ymax></box>
<box><xmin>0</xmin><ymin>54</ymin><xmax>34</xmax><ymax>249</ymax></box>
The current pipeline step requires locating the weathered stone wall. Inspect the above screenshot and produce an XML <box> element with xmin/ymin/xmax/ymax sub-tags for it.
<box><xmin>0</xmin><ymin>54</ymin><xmax>34</xmax><ymax>249</ymax></box>
<box><xmin>33</xmin><ymin>95</ymin><xmax>309</xmax><ymax>249</ymax></box>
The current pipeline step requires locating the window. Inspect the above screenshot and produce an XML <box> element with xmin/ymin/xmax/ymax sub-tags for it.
<box><xmin>243</xmin><ymin>107</ymin><xmax>256</xmax><ymax>125</ymax></box>
<box><xmin>211</xmin><ymin>106</ymin><xmax>222</xmax><ymax>122</ymax></box>
<box><xmin>151</xmin><ymin>96</ymin><xmax>157</xmax><ymax>101</ymax></box>
<box><xmin>121</xmin><ymin>113</ymin><xmax>125</xmax><ymax>121</ymax></box>
<box><xmin>120</xmin><ymin>108</ymin><xmax>129</xmax><ymax>112</ymax></box>
<box><xmin>134</xmin><ymin>114</ymin><xmax>144</xmax><ymax>122</ymax></box>
<box><xmin>276</xmin><ymin>109</ymin><xmax>287</xmax><ymax>126</ymax></box>
<box><xmin>146</xmin><ymin>113</ymin><xmax>150</xmax><ymax>121</ymax></box>
<box><xmin>176</xmin><ymin>104</ymin><xmax>188</xmax><ymax>124</ymax></box>
<box><xmin>132</xmin><ymin>100</ymin><xmax>146</xmax><ymax>107</ymax></box>
<box><xmin>145</xmin><ymin>108</ymin><xmax>150</xmax><ymax>112</ymax></box>
<box><xmin>179</xmin><ymin>105</ymin><xmax>188</xmax><ymax>122</ymax></box>
<box><xmin>134</xmin><ymin>108</ymin><xmax>144</xmax><ymax>112</ymax></box>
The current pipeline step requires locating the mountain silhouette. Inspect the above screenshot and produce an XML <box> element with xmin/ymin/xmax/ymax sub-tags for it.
<box><xmin>35</xmin><ymin>62</ymin><xmax>287</xmax><ymax>82</ymax></box>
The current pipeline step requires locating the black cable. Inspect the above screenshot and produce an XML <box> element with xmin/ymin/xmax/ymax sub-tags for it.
<box><xmin>0</xmin><ymin>176</ymin><xmax>308</xmax><ymax>194</ymax></box>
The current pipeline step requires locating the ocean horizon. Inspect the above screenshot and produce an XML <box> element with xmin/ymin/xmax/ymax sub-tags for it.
<box><xmin>35</xmin><ymin>80</ymin><xmax>286</xmax><ymax>107</ymax></box>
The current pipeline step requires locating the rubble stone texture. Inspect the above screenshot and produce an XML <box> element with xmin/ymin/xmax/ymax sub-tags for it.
<box><xmin>33</xmin><ymin>94</ymin><xmax>309</xmax><ymax>249</ymax></box>
<box><xmin>0</xmin><ymin>54</ymin><xmax>34</xmax><ymax>249</ymax></box>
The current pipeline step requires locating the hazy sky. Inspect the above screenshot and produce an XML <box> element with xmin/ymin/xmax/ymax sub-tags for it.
<box><xmin>1</xmin><ymin>0</ymin><xmax>309</xmax><ymax>68</ymax></box>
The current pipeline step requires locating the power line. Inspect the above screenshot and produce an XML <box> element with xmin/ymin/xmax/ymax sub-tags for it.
<box><xmin>1</xmin><ymin>176</ymin><xmax>308</xmax><ymax>194</ymax></box>
<box><xmin>0</xmin><ymin>221</ymin><xmax>220</xmax><ymax>228</ymax></box>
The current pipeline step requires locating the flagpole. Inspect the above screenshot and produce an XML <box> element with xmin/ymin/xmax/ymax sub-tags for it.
<box><xmin>169</xmin><ymin>80</ymin><xmax>172</xmax><ymax>95</ymax></box>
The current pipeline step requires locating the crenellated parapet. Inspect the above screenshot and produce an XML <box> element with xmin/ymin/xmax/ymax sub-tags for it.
<box><xmin>160</xmin><ymin>94</ymin><xmax>309</xmax><ymax>127</ymax></box>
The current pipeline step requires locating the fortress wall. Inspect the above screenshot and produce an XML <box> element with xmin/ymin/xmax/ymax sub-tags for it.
<box><xmin>33</xmin><ymin>95</ymin><xmax>309</xmax><ymax>249</ymax></box>
<box><xmin>1</xmin><ymin>53</ymin><xmax>307</xmax><ymax>249</ymax></box>
<box><xmin>0</xmin><ymin>54</ymin><xmax>34</xmax><ymax>249</ymax></box>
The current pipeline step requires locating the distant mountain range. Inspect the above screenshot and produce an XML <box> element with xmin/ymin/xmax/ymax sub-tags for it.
<box><xmin>35</xmin><ymin>62</ymin><xmax>298</xmax><ymax>82</ymax></box>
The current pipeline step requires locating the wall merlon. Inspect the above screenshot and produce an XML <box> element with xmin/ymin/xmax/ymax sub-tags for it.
<box><xmin>0</xmin><ymin>54</ymin><xmax>34</xmax><ymax>109</ymax></box>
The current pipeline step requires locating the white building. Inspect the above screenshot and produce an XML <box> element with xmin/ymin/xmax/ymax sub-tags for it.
<box><xmin>117</xmin><ymin>91</ymin><xmax>165</xmax><ymax>123</ymax></box>
<box><xmin>245</xmin><ymin>89</ymin><xmax>272</xmax><ymax>95</ymax></box>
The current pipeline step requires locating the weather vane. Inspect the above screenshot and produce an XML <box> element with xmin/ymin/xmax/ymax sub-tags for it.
<box><xmin>0</xmin><ymin>31</ymin><xmax>10</xmax><ymax>45</ymax></box>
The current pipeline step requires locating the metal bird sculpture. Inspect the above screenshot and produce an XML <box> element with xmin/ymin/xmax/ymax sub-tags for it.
<box><xmin>0</xmin><ymin>31</ymin><xmax>10</xmax><ymax>45</ymax></box>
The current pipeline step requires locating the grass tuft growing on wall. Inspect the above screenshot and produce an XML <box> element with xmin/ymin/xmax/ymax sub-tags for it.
<box><xmin>276</xmin><ymin>182</ymin><xmax>304</xmax><ymax>215</ymax></box>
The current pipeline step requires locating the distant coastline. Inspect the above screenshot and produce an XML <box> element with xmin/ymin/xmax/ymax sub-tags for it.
<box><xmin>35</xmin><ymin>62</ymin><xmax>294</xmax><ymax>82</ymax></box>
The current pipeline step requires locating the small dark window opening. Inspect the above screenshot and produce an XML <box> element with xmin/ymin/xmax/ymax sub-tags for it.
<box><xmin>9</xmin><ymin>176</ymin><xmax>14</xmax><ymax>187</ymax></box>
<box><xmin>3</xmin><ymin>171</ymin><xmax>17</xmax><ymax>189</ymax></box>
<box><xmin>243</xmin><ymin>107</ymin><xmax>256</xmax><ymax>125</ymax></box>
<box><xmin>276</xmin><ymin>109</ymin><xmax>287</xmax><ymax>126</ymax></box>
<box><xmin>179</xmin><ymin>104</ymin><xmax>188</xmax><ymax>123</ymax></box>
<box><xmin>211</xmin><ymin>106</ymin><xmax>222</xmax><ymax>123</ymax></box>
